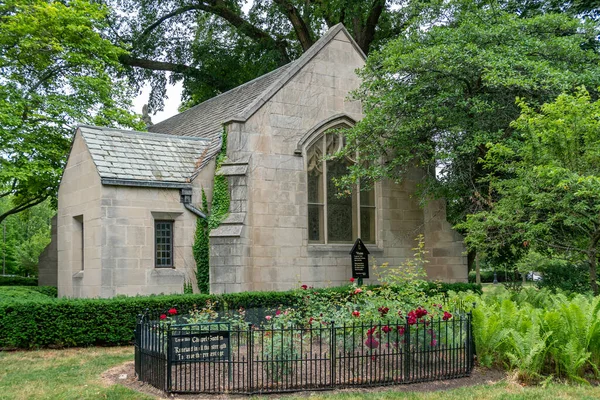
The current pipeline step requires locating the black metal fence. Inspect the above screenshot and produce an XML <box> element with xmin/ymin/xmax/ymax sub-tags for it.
<box><xmin>135</xmin><ymin>314</ymin><xmax>474</xmax><ymax>394</ymax></box>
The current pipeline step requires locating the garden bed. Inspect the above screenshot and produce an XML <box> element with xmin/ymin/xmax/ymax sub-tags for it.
<box><xmin>135</xmin><ymin>312</ymin><xmax>474</xmax><ymax>394</ymax></box>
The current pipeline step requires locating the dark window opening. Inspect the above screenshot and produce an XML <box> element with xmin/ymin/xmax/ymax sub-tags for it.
<box><xmin>155</xmin><ymin>221</ymin><xmax>173</xmax><ymax>268</ymax></box>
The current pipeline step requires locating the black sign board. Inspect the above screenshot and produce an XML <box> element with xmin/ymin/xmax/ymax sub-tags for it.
<box><xmin>350</xmin><ymin>238</ymin><xmax>370</xmax><ymax>279</ymax></box>
<box><xmin>170</xmin><ymin>329</ymin><xmax>230</xmax><ymax>363</ymax></box>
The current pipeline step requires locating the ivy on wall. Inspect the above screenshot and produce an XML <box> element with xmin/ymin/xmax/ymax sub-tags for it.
<box><xmin>193</xmin><ymin>129</ymin><xmax>230</xmax><ymax>293</ymax></box>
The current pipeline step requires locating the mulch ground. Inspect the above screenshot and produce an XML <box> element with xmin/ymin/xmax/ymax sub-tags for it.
<box><xmin>102</xmin><ymin>362</ymin><xmax>506</xmax><ymax>399</ymax></box>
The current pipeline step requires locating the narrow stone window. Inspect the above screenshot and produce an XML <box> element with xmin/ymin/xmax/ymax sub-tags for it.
<box><xmin>306</xmin><ymin>132</ymin><xmax>376</xmax><ymax>244</ymax></box>
<box><xmin>73</xmin><ymin>215</ymin><xmax>84</xmax><ymax>271</ymax></box>
<box><xmin>155</xmin><ymin>220</ymin><xmax>173</xmax><ymax>268</ymax></box>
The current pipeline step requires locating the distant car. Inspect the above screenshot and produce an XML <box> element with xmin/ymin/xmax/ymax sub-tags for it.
<box><xmin>527</xmin><ymin>272</ymin><xmax>542</xmax><ymax>282</ymax></box>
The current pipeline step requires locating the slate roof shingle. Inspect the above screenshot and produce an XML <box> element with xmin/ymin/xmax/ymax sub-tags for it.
<box><xmin>147</xmin><ymin>24</ymin><xmax>363</xmax><ymax>165</ymax></box>
<box><xmin>148</xmin><ymin>64</ymin><xmax>293</xmax><ymax>158</ymax></box>
<box><xmin>78</xmin><ymin>125</ymin><xmax>211</xmax><ymax>184</ymax></box>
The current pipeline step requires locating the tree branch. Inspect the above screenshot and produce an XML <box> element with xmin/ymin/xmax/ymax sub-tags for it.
<box><xmin>0</xmin><ymin>196</ymin><xmax>48</xmax><ymax>225</ymax></box>
<box><xmin>135</xmin><ymin>5</ymin><xmax>205</xmax><ymax>47</ymax></box>
<box><xmin>358</xmin><ymin>0</ymin><xmax>386</xmax><ymax>54</ymax></box>
<box><xmin>130</xmin><ymin>1</ymin><xmax>290</xmax><ymax>64</ymax></box>
<box><xmin>0</xmin><ymin>180</ymin><xmax>17</xmax><ymax>199</ymax></box>
<box><xmin>119</xmin><ymin>54</ymin><xmax>201</xmax><ymax>74</ymax></box>
<box><xmin>274</xmin><ymin>0</ymin><xmax>314</xmax><ymax>51</ymax></box>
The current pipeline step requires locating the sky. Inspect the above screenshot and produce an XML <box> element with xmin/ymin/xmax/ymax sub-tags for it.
<box><xmin>132</xmin><ymin>79</ymin><xmax>183</xmax><ymax>124</ymax></box>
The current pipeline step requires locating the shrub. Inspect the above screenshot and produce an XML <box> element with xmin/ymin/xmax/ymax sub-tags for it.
<box><xmin>0</xmin><ymin>287</ymin><xmax>57</xmax><ymax>303</ymax></box>
<box><xmin>536</xmin><ymin>261</ymin><xmax>590</xmax><ymax>294</ymax></box>
<box><xmin>0</xmin><ymin>276</ymin><xmax>37</xmax><ymax>286</ymax></box>
<box><xmin>468</xmin><ymin>270</ymin><xmax>509</xmax><ymax>283</ymax></box>
<box><xmin>453</xmin><ymin>288</ymin><xmax>600</xmax><ymax>383</ymax></box>
<box><xmin>29</xmin><ymin>286</ymin><xmax>58</xmax><ymax>298</ymax></box>
<box><xmin>0</xmin><ymin>282</ymin><xmax>478</xmax><ymax>349</ymax></box>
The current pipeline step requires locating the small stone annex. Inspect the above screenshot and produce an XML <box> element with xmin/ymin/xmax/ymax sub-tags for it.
<box><xmin>40</xmin><ymin>24</ymin><xmax>467</xmax><ymax>298</ymax></box>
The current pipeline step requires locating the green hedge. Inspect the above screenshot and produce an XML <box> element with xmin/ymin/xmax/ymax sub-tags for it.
<box><xmin>29</xmin><ymin>286</ymin><xmax>58</xmax><ymax>298</ymax></box>
<box><xmin>0</xmin><ymin>282</ymin><xmax>480</xmax><ymax>349</ymax></box>
<box><xmin>468</xmin><ymin>270</ymin><xmax>510</xmax><ymax>283</ymax></box>
<box><xmin>0</xmin><ymin>291</ymin><xmax>296</xmax><ymax>349</ymax></box>
<box><xmin>0</xmin><ymin>287</ymin><xmax>57</xmax><ymax>303</ymax></box>
<box><xmin>0</xmin><ymin>276</ymin><xmax>37</xmax><ymax>286</ymax></box>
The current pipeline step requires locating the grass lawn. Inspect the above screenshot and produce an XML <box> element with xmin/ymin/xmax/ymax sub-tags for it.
<box><xmin>1</xmin><ymin>347</ymin><xmax>599</xmax><ymax>399</ymax></box>
<box><xmin>0</xmin><ymin>347</ymin><xmax>151</xmax><ymax>400</ymax></box>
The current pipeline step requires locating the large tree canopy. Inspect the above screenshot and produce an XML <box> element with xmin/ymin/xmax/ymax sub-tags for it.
<box><xmin>340</xmin><ymin>0</ymin><xmax>600</xmax><ymax>226</ymax></box>
<box><xmin>107</xmin><ymin>0</ymin><xmax>439</xmax><ymax>110</ymax></box>
<box><xmin>0</xmin><ymin>0</ymin><xmax>143</xmax><ymax>225</ymax></box>
<box><xmin>458</xmin><ymin>89</ymin><xmax>600</xmax><ymax>295</ymax></box>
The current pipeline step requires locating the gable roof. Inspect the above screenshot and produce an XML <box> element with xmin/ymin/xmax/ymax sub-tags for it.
<box><xmin>78</xmin><ymin>125</ymin><xmax>211</xmax><ymax>187</ymax></box>
<box><xmin>148</xmin><ymin>23</ymin><xmax>364</xmax><ymax>162</ymax></box>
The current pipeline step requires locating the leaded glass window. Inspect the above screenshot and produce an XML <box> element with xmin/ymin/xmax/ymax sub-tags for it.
<box><xmin>155</xmin><ymin>221</ymin><xmax>173</xmax><ymax>268</ymax></box>
<box><xmin>306</xmin><ymin>132</ymin><xmax>376</xmax><ymax>244</ymax></box>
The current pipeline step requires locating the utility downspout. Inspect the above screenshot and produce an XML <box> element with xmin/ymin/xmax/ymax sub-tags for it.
<box><xmin>180</xmin><ymin>188</ymin><xmax>207</xmax><ymax>219</ymax></box>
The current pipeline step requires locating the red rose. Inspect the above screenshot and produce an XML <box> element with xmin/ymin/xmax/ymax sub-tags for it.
<box><xmin>350</xmin><ymin>277</ymin><xmax>355</xmax><ymax>283</ymax></box>
<box><xmin>276</xmin><ymin>309</ymin><xmax>281</xmax><ymax>316</ymax></box>
<box><xmin>352</xmin><ymin>310</ymin><xmax>360</xmax><ymax>318</ymax></box>
<box><xmin>301</xmin><ymin>284</ymin><xmax>308</xmax><ymax>290</ymax></box>
<box><xmin>414</xmin><ymin>307</ymin><xmax>428</xmax><ymax>318</ymax></box>
<box><xmin>397</xmin><ymin>326</ymin><xmax>406</xmax><ymax>335</ymax></box>
<box><xmin>367</xmin><ymin>326</ymin><xmax>377</xmax><ymax>335</ymax></box>
<box><xmin>160</xmin><ymin>314</ymin><xmax>167</xmax><ymax>320</ymax></box>
<box><xmin>309</xmin><ymin>317</ymin><xmax>314</xmax><ymax>325</ymax></box>
<box><xmin>168</xmin><ymin>308</ymin><xmax>177</xmax><ymax>315</ymax></box>
<box><xmin>378</xmin><ymin>306</ymin><xmax>389</xmax><ymax>317</ymax></box>
<box><xmin>382</xmin><ymin>325</ymin><xmax>392</xmax><ymax>333</ymax></box>
<box><xmin>443</xmin><ymin>311</ymin><xmax>452</xmax><ymax>321</ymax></box>
<box><xmin>407</xmin><ymin>311</ymin><xmax>417</xmax><ymax>325</ymax></box>
<box><xmin>365</xmin><ymin>335</ymin><xmax>379</xmax><ymax>349</ymax></box>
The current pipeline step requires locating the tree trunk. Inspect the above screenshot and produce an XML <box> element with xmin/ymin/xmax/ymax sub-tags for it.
<box><xmin>588</xmin><ymin>251</ymin><xmax>599</xmax><ymax>296</ymax></box>
<box><xmin>475</xmin><ymin>253</ymin><xmax>481</xmax><ymax>285</ymax></box>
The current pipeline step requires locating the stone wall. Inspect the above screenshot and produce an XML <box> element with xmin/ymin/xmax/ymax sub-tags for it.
<box><xmin>211</xmin><ymin>30</ymin><xmax>467</xmax><ymax>291</ymax></box>
<box><xmin>37</xmin><ymin>215</ymin><xmax>57</xmax><ymax>287</ymax></box>
<box><xmin>57</xmin><ymin>130</ymin><xmax>104</xmax><ymax>297</ymax></box>
<box><xmin>57</xmin><ymin>130</ymin><xmax>214</xmax><ymax>298</ymax></box>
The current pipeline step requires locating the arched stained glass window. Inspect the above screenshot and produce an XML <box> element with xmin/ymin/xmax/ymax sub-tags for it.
<box><xmin>306</xmin><ymin>132</ymin><xmax>375</xmax><ymax>244</ymax></box>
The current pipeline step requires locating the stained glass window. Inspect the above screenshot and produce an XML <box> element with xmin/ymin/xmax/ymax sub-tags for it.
<box><xmin>306</xmin><ymin>132</ymin><xmax>375</xmax><ymax>244</ymax></box>
<box><xmin>155</xmin><ymin>221</ymin><xmax>173</xmax><ymax>267</ymax></box>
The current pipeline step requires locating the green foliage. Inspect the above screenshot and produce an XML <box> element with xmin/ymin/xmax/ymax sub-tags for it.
<box><xmin>0</xmin><ymin>198</ymin><xmax>54</xmax><ymax>276</ymax></box>
<box><xmin>468</xmin><ymin>271</ymin><xmax>508</xmax><ymax>283</ymax></box>
<box><xmin>0</xmin><ymin>282</ymin><xmax>478</xmax><ymax>349</ymax></box>
<box><xmin>194</xmin><ymin>130</ymin><xmax>230</xmax><ymax>293</ymax></box>
<box><xmin>343</xmin><ymin>1</ymin><xmax>600</xmax><ymax>229</ymax></box>
<box><xmin>0</xmin><ymin>291</ymin><xmax>297</xmax><ymax>349</ymax></box>
<box><xmin>537</xmin><ymin>261</ymin><xmax>590</xmax><ymax>294</ymax></box>
<box><xmin>183</xmin><ymin>280</ymin><xmax>193</xmax><ymax>295</ymax></box>
<box><xmin>456</xmin><ymin>288</ymin><xmax>600</xmax><ymax>382</ymax></box>
<box><xmin>0</xmin><ymin>286</ymin><xmax>56</xmax><ymax>303</ymax></box>
<box><xmin>193</xmin><ymin>190</ymin><xmax>210</xmax><ymax>293</ymax></box>
<box><xmin>0</xmin><ymin>276</ymin><xmax>37</xmax><ymax>286</ymax></box>
<box><xmin>460</xmin><ymin>89</ymin><xmax>600</xmax><ymax>295</ymax></box>
<box><xmin>0</xmin><ymin>0</ymin><xmax>143</xmax><ymax>224</ymax></box>
<box><xmin>107</xmin><ymin>0</ymin><xmax>432</xmax><ymax>111</ymax></box>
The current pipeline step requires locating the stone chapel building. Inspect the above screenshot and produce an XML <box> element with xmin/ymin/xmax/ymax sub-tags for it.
<box><xmin>43</xmin><ymin>24</ymin><xmax>467</xmax><ymax>298</ymax></box>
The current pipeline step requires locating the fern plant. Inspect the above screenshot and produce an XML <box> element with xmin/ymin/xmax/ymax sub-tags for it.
<box><xmin>505</xmin><ymin>315</ymin><xmax>551</xmax><ymax>382</ymax></box>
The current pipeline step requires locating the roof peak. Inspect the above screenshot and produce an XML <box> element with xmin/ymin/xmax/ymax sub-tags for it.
<box><xmin>77</xmin><ymin>124</ymin><xmax>211</xmax><ymax>142</ymax></box>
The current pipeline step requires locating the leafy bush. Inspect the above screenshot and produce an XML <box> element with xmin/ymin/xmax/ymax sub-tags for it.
<box><xmin>0</xmin><ymin>280</ymin><xmax>478</xmax><ymax>349</ymax></box>
<box><xmin>0</xmin><ymin>276</ymin><xmax>37</xmax><ymax>286</ymax></box>
<box><xmin>536</xmin><ymin>261</ymin><xmax>590</xmax><ymax>294</ymax></box>
<box><xmin>453</xmin><ymin>287</ymin><xmax>600</xmax><ymax>383</ymax></box>
<box><xmin>468</xmin><ymin>270</ymin><xmax>509</xmax><ymax>283</ymax></box>
<box><xmin>0</xmin><ymin>291</ymin><xmax>299</xmax><ymax>349</ymax></box>
<box><xmin>0</xmin><ymin>287</ymin><xmax>56</xmax><ymax>303</ymax></box>
<box><xmin>29</xmin><ymin>286</ymin><xmax>58</xmax><ymax>298</ymax></box>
